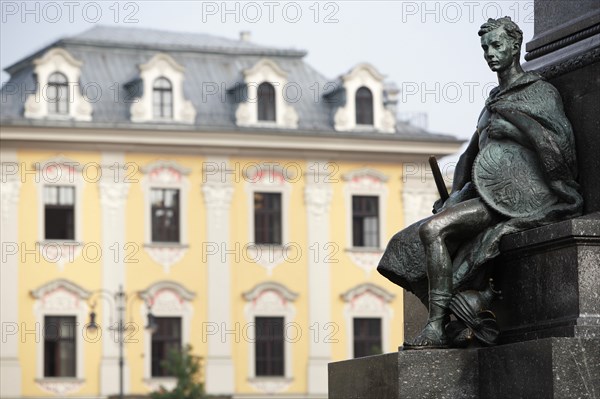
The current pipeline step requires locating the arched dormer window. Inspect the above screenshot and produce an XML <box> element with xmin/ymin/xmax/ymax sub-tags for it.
<box><xmin>47</xmin><ymin>72</ymin><xmax>69</xmax><ymax>115</ymax></box>
<box><xmin>355</xmin><ymin>86</ymin><xmax>373</xmax><ymax>125</ymax></box>
<box><xmin>153</xmin><ymin>77</ymin><xmax>173</xmax><ymax>119</ymax></box>
<box><xmin>257</xmin><ymin>82</ymin><xmax>276</xmax><ymax>122</ymax></box>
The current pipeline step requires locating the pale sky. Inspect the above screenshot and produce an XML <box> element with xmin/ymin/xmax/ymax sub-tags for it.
<box><xmin>1</xmin><ymin>1</ymin><xmax>535</xmax><ymax>139</ymax></box>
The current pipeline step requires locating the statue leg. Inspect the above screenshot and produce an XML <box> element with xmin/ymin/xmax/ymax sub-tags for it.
<box><xmin>404</xmin><ymin>198</ymin><xmax>495</xmax><ymax>349</ymax></box>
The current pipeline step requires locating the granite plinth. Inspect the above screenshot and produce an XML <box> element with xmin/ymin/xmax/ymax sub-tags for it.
<box><xmin>329</xmin><ymin>338</ymin><xmax>599</xmax><ymax>399</ymax></box>
<box><xmin>328</xmin><ymin>349</ymin><xmax>478</xmax><ymax>399</ymax></box>
<box><xmin>492</xmin><ymin>215</ymin><xmax>600</xmax><ymax>343</ymax></box>
<box><xmin>479</xmin><ymin>337</ymin><xmax>600</xmax><ymax>399</ymax></box>
<box><xmin>403</xmin><ymin>289</ymin><xmax>428</xmax><ymax>342</ymax></box>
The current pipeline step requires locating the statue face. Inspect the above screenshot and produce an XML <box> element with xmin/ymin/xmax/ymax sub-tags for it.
<box><xmin>480</xmin><ymin>28</ymin><xmax>518</xmax><ymax>72</ymax></box>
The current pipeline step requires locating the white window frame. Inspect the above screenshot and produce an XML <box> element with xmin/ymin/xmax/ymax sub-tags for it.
<box><xmin>141</xmin><ymin>160</ymin><xmax>190</xmax><ymax>273</ymax></box>
<box><xmin>243</xmin><ymin>282</ymin><xmax>298</xmax><ymax>394</ymax></box>
<box><xmin>24</xmin><ymin>48</ymin><xmax>92</xmax><ymax>121</ymax></box>
<box><xmin>342</xmin><ymin>168</ymin><xmax>388</xmax><ymax>251</ymax></box>
<box><xmin>130</xmin><ymin>53</ymin><xmax>196</xmax><ymax>124</ymax></box>
<box><xmin>341</xmin><ymin>283</ymin><xmax>394</xmax><ymax>359</ymax></box>
<box><xmin>244</xmin><ymin>165</ymin><xmax>292</xmax><ymax>275</ymax></box>
<box><xmin>31</xmin><ymin>279</ymin><xmax>90</xmax><ymax>396</ymax></box>
<box><xmin>35</xmin><ymin>155</ymin><xmax>84</xmax><ymax>270</ymax></box>
<box><xmin>139</xmin><ymin>281</ymin><xmax>195</xmax><ymax>392</ymax></box>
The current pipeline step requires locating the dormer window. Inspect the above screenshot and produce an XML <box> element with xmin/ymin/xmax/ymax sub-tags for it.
<box><xmin>355</xmin><ymin>86</ymin><xmax>373</xmax><ymax>125</ymax></box>
<box><xmin>47</xmin><ymin>72</ymin><xmax>69</xmax><ymax>115</ymax></box>
<box><xmin>332</xmin><ymin>63</ymin><xmax>396</xmax><ymax>133</ymax></box>
<box><xmin>153</xmin><ymin>77</ymin><xmax>173</xmax><ymax>119</ymax></box>
<box><xmin>24</xmin><ymin>48</ymin><xmax>91</xmax><ymax>121</ymax></box>
<box><xmin>130</xmin><ymin>53</ymin><xmax>196</xmax><ymax>124</ymax></box>
<box><xmin>257</xmin><ymin>82</ymin><xmax>276</xmax><ymax>122</ymax></box>
<box><xmin>235</xmin><ymin>59</ymin><xmax>298</xmax><ymax>128</ymax></box>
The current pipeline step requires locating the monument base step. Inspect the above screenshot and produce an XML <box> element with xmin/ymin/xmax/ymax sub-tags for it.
<box><xmin>328</xmin><ymin>337</ymin><xmax>600</xmax><ymax>399</ymax></box>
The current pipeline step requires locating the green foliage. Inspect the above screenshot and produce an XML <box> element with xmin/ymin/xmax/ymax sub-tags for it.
<box><xmin>150</xmin><ymin>344</ymin><xmax>206</xmax><ymax>399</ymax></box>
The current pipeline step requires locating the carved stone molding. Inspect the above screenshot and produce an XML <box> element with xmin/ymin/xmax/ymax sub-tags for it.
<box><xmin>139</xmin><ymin>280</ymin><xmax>195</xmax><ymax>305</ymax></box>
<box><xmin>143</xmin><ymin>378</ymin><xmax>176</xmax><ymax>393</ymax></box>
<box><xmin>346</xmin><ymin>249</ymin><xmax>385</xmax><ymax>276</ymax></box>
<box><xmin>537</xmin><ymin>46</ymin><xmax>600</xmax><ymax>80</ymax></box>
<box><xmin>37</xmin><ymin>242</ymin><xmax>83</xmax><ymax>271</ymax></box>
<box><xmin>243</xmin><ymin>281</ymin><xmax>299</xmax><ymax>302</ymax></box>
<box><xmin>525</xmin><ymin>23</ymin><xmax>600</xmax><ymax>61</ymax></box>
<box><xmin>244</xmin><ymin>245</ymin><xmax>288</xmax><ymax>276</ymax></box>
<box><xmin>304</xmin><ymin>184</ymin><xmax>333</xmax><ymax>219</ymax></box>
<box><xmin>98</xmin><ymin>174</ymin><xmax>130</xmax><ymax>217</ymax></box>
<box><xmin>144</xmin><ymin>245</ymin><xmax>188</xmax><ymax>274</ymax></box>
<box><xmin>341</xmin><ymin>282</ymin><xmax>395</xmax><ymax>304</ymax></box>
<box><xmin>202</xmin><ymin>183</ymin><xmax>234</xmax><ymax>211</ymax></box>
<box><xmin>248</xmin><ymin>377</ymin><xmax>293</xmax><ymax>394</ymax></box>
<box><xmin>342</xmin><ymin>168</ymin><xmax>389</xmax><ymax>190</ymax></box>
<box><xmin>0</xmin><ymin>162</ymin><xmax>21</xmax><ymax>223</ymax></box>
<box><xmin>35</xmin><ymin>379</ymin><xmax>85</xmax><ymax>396</ymax></box>
<box><xmin>141</xmin><ymin>160</ymin><xmax>191</xmax><ymax>181</ymax></box>
<box><xmin>31</xmin><ymin>278</ymin><xmax>91</xmax><ymax>302</ymax></box>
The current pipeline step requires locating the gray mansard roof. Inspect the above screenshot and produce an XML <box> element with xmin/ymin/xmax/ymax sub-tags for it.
<box><xmin>1</xmin><ymin>26</ymin><xmax>456</xmax><ymax>141</ymax></box>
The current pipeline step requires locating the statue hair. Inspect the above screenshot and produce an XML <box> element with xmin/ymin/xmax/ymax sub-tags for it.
<box><xmin>478</xmin><ymin>17</ymin><xmax>523</xmax><ymax>49</ymax></box>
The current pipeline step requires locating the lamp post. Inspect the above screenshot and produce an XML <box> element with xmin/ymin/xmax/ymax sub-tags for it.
<box><xmin>87</xmin><ymin>286</ymin><xmax>156</xmax><ymax>399</ymax></box>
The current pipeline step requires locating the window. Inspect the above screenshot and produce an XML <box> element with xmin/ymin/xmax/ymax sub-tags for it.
<box><xmin>151</xmin><ymin>188</ymin><xmax>180</xmax><ymax>243</ymax></box>
<box><xmin>352</xmin><ymin>196</ymin><xmax>379</xmax><ymax>247</ymax></box>
<box><xmin>153</xmin><ymin>77</ymin><xmax>173</xmax><ymax>119</ymax></box>
<box><xmin>47</xmin><ymin>72</ymin><xmax>69</xmax><ymax>115</ymax></box>
<box><xmin>355</xmin><ymin>86</ymin><xmax>374</xmax><ymax>125</ymax></box>
<box><xmin>44</xmin><ymin>186</ymin><xmax>75</xmax><ymax>240</ymax></box>
<box><xmin>254</xmin><ymin>192</ymin><xmax>282</xmax><ymax>245</ymax></box>
<box><xmin>353</xmin><ymin>318</ymin><xmax>382</xmax><ymax>358</ymax></box>
<box><xmin>44</xmin><ymin>316</ymin><xmax>76</xmax><ymax>377</ymax></box>
<box><xmin>151</xmin><ymin>317</ymin><xmax>181</xmax><ymax>377</ymax></box>
<box><xmin>255</xmin><ymin>317</ymin><xmax>284</xmax><ymax>376</ymax></box>
<box><xmin>257</xmin><ymin>82</ymin><xmax>276</xmax><ymax>122</ymax></box>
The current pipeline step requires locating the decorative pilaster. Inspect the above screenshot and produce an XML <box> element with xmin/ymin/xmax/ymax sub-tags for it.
<box><xmin>202</xmin><ymin>159</ymin><xmax>235</xmax><ymax>395</ymax></box>
<box><xmin>0</xmin><ymin>149</ymin><xmax>22</xmax><ymax>397</ymax></box>
<box><xmin>304</xmin><ymin>162</ymin><xmax>333</xmax><ymax>397</ymax></box>
<box><xmin>402</xmin><ymin>174</ymin><xmax>438</xmax><ymax>226</ymax></box>
<box><xmin>98</xmin><ymin>152</ymin><xmax>131</xmax><ymax>396</ymax></box>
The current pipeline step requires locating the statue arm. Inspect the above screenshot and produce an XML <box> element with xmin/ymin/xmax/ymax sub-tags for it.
<box><xmin>432</xmin><ymin>132</ymin><xmax>479</xmax><ymax>213</ymax></box>
<box><xmin>451</xmin><ymin>131</ymin><xmax>479</xmax><ymax>193</ymax></box>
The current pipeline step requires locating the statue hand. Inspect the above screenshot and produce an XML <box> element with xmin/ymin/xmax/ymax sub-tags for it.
<box><xmin>487</xmin><ymin>117</ymin><xmax>519</xmax><ymax>140</ymax></box>
<box><xmin>432</xmin><ymin>198</ymin><xmax>444</xmax><ymax>214</ymax></box>
<box><xmin>432</xmin><ymin>182</ymin><xmax>476</xmax><ymax>214</ymax></box>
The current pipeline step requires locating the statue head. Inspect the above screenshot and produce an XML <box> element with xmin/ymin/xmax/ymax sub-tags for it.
<box><xmin>478</xmin><ymin>17</ymin><xmax>523</xmax><ymax>73</ymax></box>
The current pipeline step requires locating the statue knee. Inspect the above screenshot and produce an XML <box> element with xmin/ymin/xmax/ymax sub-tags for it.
<box><xmin>419</xmin><ymin>220</ymin><xmax>441</xmax><ymax>245</ymax></box>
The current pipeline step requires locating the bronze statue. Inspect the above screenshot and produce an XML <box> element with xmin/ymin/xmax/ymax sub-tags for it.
<box><xmin>378</xmin><ymin>17</ymin><xmax>583</xmax><ymax>349</ymax></box>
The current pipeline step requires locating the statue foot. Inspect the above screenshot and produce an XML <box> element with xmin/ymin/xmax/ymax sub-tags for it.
<box><xmin>403</xmin><ymin>323</ymin><xmax>449</xmax><ymax>350</ymax></box>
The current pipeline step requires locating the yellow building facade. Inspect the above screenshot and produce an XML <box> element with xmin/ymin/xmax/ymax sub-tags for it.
<box><xmin>0</xmin><ymin>26</ymin><xmax>461</xmax><ymax>398</ymax></box>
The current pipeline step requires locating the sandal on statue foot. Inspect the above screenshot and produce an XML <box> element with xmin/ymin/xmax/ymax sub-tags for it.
<box><xmin>403</xmin><ymin>324</ymin><xmax>449</xmax><ymax>350</ymax></box>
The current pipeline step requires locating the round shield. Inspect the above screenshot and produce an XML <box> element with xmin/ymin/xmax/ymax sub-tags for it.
<box><xmin>473</xmin><ymin>140</ymin><xmax>558</xmax><ymax>218</ymax></box>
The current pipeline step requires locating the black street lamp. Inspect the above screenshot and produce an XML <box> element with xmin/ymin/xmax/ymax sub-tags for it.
<box><xmin>87</xmin><ymin>286</ymin><xmax>154</xmax><ymax>399</ymax></box>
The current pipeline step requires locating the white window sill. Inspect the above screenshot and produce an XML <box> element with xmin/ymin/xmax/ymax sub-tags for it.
<box><xmin>144</xmin><ymin>242</ymin><xmax>189</xmax><ymax>249</ymax></box>
<box><xmin>37</xmin><ymin>240</ymin><xmax>83</xmax><ymax>246</ymax></box>
<box><xmin>143</xmin><ymin>377</ymin><xmax>177</xmax><ymax>391</ymax></box>
<box><xmin>35</xmin><ymin>377</ymin><xmax>84</xmax><ymax>383</ymax></box>
<box><xmin>249</xmin><ymin>376</ymin><xmax>293</xmax><ymax>382</ymax></box>
<box><xmin>346</xmin><ymin>247</ymin><xmax>384</xmax><ymax>253</ymax></box>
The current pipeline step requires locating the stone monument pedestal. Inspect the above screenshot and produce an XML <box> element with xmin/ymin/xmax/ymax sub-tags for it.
<box><xmin>330</xmin><ymin>215</ymin><xmax>600</xmax><ymax>398</ymax></box>
<box><xmin>329</xmin><ymin>337</ymin><xmax>599</xmax><ymax>399</ymax></box>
